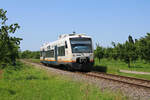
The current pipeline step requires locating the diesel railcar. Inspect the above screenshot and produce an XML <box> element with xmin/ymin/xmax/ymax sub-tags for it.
<box><xmin>40</xmin><ymin>33</ymin><xmax>94</xmax><ymax>71</ymax></box>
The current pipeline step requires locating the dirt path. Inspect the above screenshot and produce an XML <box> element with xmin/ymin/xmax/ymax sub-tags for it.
<box><xmin>120</xmin><ymin>70</ymin><xmax>150</xmax><ymax>75</ymax></box>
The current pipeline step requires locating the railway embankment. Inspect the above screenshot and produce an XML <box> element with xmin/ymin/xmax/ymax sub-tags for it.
<box><xmin>22</xmin><ymin>60</ymin><xmax>150</xmax><ymax>100</ymax></box>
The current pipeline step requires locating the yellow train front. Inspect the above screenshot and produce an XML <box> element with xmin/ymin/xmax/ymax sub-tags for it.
<box><xmin>40</xmin><ymin>33</ymin><xmax>94</xmax><ymax>71</ymax></box>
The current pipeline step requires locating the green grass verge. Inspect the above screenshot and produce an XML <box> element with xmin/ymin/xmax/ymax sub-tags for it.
<box><xmin>24</xmin><ymin>59</ymin><xmax>40</xmax><ymax>63</ymax></box>
<box><xmin>95</xmin><ymin>58</ymin><xmax>150</xmax><ymax>80</ymax></box>
<box><xmin>0</xmin><ymin>61</ymin><xmax>127</xmax><ymax>100</ymax></box>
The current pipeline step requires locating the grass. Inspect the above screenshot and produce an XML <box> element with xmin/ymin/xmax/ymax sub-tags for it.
<box><xmin>24</xmin><ymin>59</ymin><xmax>40</xmax><ymax>63</ymax></box>
<box><xmin>95</xmin><ymin>58</ymin><xmax>150</xmax><ymax>80</ymax></box>
<box><xmin>0</xmin><ymin>61</ymin><xmax>127</xmax><ymax>100</ymax></box>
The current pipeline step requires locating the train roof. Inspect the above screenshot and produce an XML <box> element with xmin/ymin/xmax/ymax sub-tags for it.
<box><xmin>40</xmin><ymin>33</ymin><xmax>91</xmax><ymax>51</ymax></box>
<box><xmin>58</xmin><ymin>33</ymin><xmax>90</xmax><ymax>39</ymax></box>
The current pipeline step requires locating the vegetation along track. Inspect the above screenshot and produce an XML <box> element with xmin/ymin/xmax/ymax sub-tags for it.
<box><xmin>78</xmin><ymin>72</ymin><xmax>150</xmax><ymax>89</ymax></box>
<box><xmin>23</xmin><ymin>59</ymin><xmax>150</xmax><ymax>89</ymax></box>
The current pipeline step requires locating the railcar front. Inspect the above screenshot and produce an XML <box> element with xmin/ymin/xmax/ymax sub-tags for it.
<box><xmin>68</xmin><ymin>37</ymin><xmax>94</xmax><ymax>71</ymax></box>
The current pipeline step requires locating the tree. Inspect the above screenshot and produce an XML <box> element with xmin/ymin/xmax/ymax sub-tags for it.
<box><xmin>136</xmin><ymin>33</ymin><xmax>150</xmax><ymax>62</ymax></box>
<box><xmin>94</xmin><ymin>43</ymin><xmax>104</xmax><ymax>62</ymax></box>
<box><xmin>113</xmin><ymin>35</ymin><xmax>138</xmax><ymax>68</ymax></box>
<box><xmin>0</xmin><ymin>9</ymin><xmax>22</xmax><ymax>66</ymax></box>
<box><xmin>111</xmin><ymin>42</ymin><xmax>120</xmax><ymax>60</ymax></box>
<box><xmin>103</xmin><ymin>47</ymin><xmax>113</xmax><ymax>59</ymax></box>
<box><xmin>94</xmin><ymin>33</ymin><xmax>150</xmax><ymax>68</ymax></box>
<box><xmin>20</xmin><ymin>50</ymin><xmax>40</xmax><ymax>59</ymax></box>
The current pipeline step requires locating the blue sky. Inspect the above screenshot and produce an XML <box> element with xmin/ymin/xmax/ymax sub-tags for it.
<box><xmin>1</xmin><ymin>0</ymin><xmax>150</xmax><ymax>51</ymax></box>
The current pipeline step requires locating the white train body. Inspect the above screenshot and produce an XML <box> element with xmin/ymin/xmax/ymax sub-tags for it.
<box><xmin>40</xmin><ymin>33</ymin><xmax>94</xmax><ymax>71</ymax></box>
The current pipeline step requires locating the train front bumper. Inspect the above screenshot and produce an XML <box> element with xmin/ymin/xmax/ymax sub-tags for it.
<box><xmin>69</xmin><ymin>62</ymin><xmax>94</xmax><ymax>71</ymax></box>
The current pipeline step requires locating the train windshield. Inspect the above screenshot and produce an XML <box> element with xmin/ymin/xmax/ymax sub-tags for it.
<box><xmin>70</xmin><ymin>38</ymin><xmax>92</xmax><ymax>53</ymax></box>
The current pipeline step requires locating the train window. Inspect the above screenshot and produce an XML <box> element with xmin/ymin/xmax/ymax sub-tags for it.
<box><xmin>44</xmin><ymin>50</ymin><xmax>54</xmax><ymax>57</ymax></box>
<box><xmin>47</xmin><ymin>46</ymin><xmax>50</xmax><ymax>50</ymax></box>
<box><xmin>46</xmin><ymin>50</ymin><xmax>51</xmax><ymax>57</ymax></box>
<box><xmin>58</xmin><ymin>46</ymin><xmax>65</xmax><ymax>56</ymax></box>
<box><xmin>45</xmin><ymin>51</ymin><xmax>47</xmax><ymax>57</ymax></box>
<box><xmin>70</xmin><ymin>38</ymin><xmax>92</xmax><ymax>53</ymax></box>
<box><xmin>50</xmin><ymin>50</ymin><xmax>54</xmax><ymax>57</ymax></box>
<box><xmin>65</xmin><ymin>41</ymin><xmax>68</xmax><ymax>48</ymax></box>
<box><xmin>42</xmin><ymin>51</ymin><xmax>46</xmax><ymax>57</ymax></box>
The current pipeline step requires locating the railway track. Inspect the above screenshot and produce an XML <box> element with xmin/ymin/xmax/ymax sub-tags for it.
<box><xmin>23</xmin><ymin>60</ymin><xmax>150</xmax><ymax>89</ymax></box>
<box><xmin>77</xmin><ymin>71</ymin><xmax>150</xmax><ymax>89</ymax></box>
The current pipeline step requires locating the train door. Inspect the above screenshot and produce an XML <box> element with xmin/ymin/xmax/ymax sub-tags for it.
<box><xmin>54</xmin><ymin>46</ymin><xmax>58</xmax><ymax>62</ymax></box>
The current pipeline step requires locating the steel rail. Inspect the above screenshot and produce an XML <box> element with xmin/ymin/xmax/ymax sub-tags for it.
<box><xmin>76</xmin><ymin>72</ymin><xmax>150</xmax><ymax>89</ymax></box>
<box><xmin>90</xmin><ymin>72</ymin><xmax>150</xmax><ymax>87</ymax></box>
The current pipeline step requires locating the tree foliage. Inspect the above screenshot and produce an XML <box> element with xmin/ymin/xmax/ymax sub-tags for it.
<box><xmin>113</xmin><ymin>35</ymin><xmax>137</xmax><ymax>67</ymax></box>
<box><xmin>0</xmin><ymin>9</ymin><xmax>22</xmax><ymax>66</ymax></box>
<box><xmin>20</xmin><ymin>50</ymin><xmax>40</xmax><ymax>59</ymax></box>
<box><xmin>136</xmin><ymin>33</ymin><xmax>150</xmax><ymax>62</ymax></box>
<box><xmin>94</xmin><ymin>43</ymin><xmax>104</xmax><ymax>62</ymax></box>
<box><xmin>94</xmin><ymin>33</ymin><xmax>150</xmax><ymax>68</ymax></box>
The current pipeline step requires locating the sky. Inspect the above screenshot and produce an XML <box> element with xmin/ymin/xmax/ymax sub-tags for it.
<box><xmin>1</xmin><ymin>0</ymin><xmax>150</xmax><ymax>51</ymax></box>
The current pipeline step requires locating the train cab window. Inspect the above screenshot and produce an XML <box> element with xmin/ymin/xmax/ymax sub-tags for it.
<box><xmin>70</xmin><ymin>38</ymin><xmax>92</xmax><ymax>53</ymax></box>
<box><xmin>65</xmin><ymin>41</ymin><xmax>68</xmax><ymax>48</ymax></box>
<box><xmin>58</xmin><ymin>46</ymin><xmax>65</xmax><ymax>56</ymax></box>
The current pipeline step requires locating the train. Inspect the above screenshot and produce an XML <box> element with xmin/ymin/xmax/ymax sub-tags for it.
<box><xmin>40</xmin><ymin>32</ymin><xmax>94</xmax><ymax>71</ymax></box>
